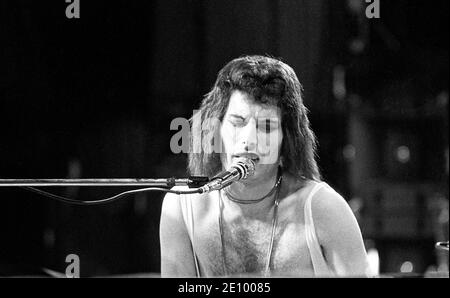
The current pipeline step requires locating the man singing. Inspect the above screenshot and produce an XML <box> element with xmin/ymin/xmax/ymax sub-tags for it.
<box><xmin>160</xmin><ymin>55</ymin><xmax>371</xmax><ymax>277</ymax></box>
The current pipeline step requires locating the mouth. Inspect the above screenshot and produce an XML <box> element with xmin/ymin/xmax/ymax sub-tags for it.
<box><xmin>232</xmin><ymin>153</ymin><xmax>260</xmax><ymax>163</ymax></box>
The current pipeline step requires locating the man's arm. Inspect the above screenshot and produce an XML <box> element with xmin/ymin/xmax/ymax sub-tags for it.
<box><xmin>312</xmin><ymin>186</ymin><xmax>372</xmax><ymax>277</ymax></box>
<box><xmin>159</xmin><ymin>193</ymin><xmax>197</xmax><ymax>277</ymax></box>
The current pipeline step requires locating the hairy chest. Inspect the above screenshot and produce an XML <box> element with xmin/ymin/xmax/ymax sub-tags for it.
<box><xmin>194</xmin><ymin>216</ymin><xmax>315</xmax><ymax>277</ymax></box>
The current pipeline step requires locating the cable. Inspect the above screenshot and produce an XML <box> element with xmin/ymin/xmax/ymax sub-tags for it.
<box><xmin>20</xmin><ymin>186</ymin><xmax>202</xmax><ymax>206</ymax></box>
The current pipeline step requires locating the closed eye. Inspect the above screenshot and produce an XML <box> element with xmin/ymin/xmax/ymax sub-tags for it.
<box><xmin>228</xmin><ymin>115</ymin><xmax>246</xmax><ymax>127</ymax></box>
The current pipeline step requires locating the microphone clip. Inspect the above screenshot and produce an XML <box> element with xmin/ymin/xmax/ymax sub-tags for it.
<box><xmin>187</xmin><ymin>176</ymin><xmax>210</xmax><ymax>188</ymax></box>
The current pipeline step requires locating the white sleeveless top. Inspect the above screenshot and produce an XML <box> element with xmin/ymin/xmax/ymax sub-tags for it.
<box><xmin>180</xmin><ymin>180</ymin><xmax>334</xmax><ymax>277</ymax></box>
<box><xmin>304</xmin><ymin>181</ymin><xmax>335</xmax><ymax>277</ymax></box>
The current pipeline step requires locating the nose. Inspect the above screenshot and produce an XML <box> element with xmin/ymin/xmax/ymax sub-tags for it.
<box><xmin>239</xmin><ymin>118</ymin><xmax>257</xmax><ymax>151</ymax></box>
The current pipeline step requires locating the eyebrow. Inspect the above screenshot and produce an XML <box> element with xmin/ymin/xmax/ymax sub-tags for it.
<box><xmin>228</xmin><ymin>114</ymin><xmax>246</xmax><ymax>120</ymax></box>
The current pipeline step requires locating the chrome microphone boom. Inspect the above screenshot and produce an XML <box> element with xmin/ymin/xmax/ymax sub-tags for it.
<box><xmin>0</xmin><ymin>178</ymin><xmax>200</xmax><ymax>188</ymax></box>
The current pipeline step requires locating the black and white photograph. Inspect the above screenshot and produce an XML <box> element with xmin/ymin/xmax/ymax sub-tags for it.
<box><xmin>0</xmin><ymin>0</ymin><xmax>448</xmax><ymax>287</ymax></box>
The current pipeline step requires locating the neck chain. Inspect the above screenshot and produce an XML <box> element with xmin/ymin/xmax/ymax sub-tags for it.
<box><xmin>224</xmin><ymin>172</ymin><xmax>283</xmax><ymax>205</ymax></box>
<box><xmin>218</xmin><ymin>172</ymin><xmax>283</xmax><ymax>277</ymax></box>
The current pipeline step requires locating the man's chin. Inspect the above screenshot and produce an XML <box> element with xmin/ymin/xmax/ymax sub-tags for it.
<box><xmin>242</xmin><ymin>167</ymin><xmax>279</xmax><ymax>183</ymax></box>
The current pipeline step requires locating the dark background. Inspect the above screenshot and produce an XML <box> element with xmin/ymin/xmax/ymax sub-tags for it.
<box><xmin>0</xmin><ymin>0</ymin><xmax>448</xmax><ymax>277</ymax></box>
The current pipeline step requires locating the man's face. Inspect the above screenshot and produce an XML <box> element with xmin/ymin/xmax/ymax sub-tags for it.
<box><xmin>220</xmin><ymin>90</ymin><xmax>283</xmax><ymax>182</ymax></box>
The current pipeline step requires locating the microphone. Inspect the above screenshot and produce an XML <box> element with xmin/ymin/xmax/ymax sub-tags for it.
<box><xmin>198</xmin><ymin>158</ymin><xmax>256</xmax><ymax>193</ymax></box>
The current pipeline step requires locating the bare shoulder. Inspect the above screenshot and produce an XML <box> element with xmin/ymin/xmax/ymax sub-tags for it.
<box><xmin>161</xmin><ymin>186</ymin><xmax>187</xmax><ymax>213</ymax></box>
<box><xmin>310</xmin><ymin>183</ymin><xmax>362</xmax><ymax>243</ymax></box>
<box><xmin>310</xmin><ymin>183</ymin><xmax>351</xmax><ymax>218</ymax></box>
<box><xmin>161</xmin><ymin>186</ymin><xmax>213</xmax><ymax>218</ymax></box>
<box><xmin>277</xmin><ymin>174</ymin><xmax>349</xmax><ymax>213</ymax></box>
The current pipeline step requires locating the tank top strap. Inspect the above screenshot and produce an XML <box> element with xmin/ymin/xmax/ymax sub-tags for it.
<box><xmin>179</xmin><ymin>194</ymin><xmax>201</xmax><ymax>277</ymax></box>
<box><xmin>303</xmin><ymin>181</ymin><xmax>334</xmax><ymax>277</ymax></box>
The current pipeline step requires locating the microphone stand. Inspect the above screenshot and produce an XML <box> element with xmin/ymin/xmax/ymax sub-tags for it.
<box><xmin>0</xmin><ymin>177</ymin><xmax>210</xmax><ymax>188</ymax></box>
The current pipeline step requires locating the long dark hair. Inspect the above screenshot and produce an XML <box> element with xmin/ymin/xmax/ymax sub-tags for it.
<box><xmin>188</xmin><ymin>55</ymin><xmax>321</xmax><ymax>181</ymax></box>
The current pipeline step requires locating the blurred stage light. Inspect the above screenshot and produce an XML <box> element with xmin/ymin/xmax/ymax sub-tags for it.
<box><xmin>396</xmin><ymin>146</ymin><xmax>410</xmax><ymax>164</ymax></box>
<box><xmin>400</xmin><ymin>261</ymin><xmax>414</xmax><ymax>273</ymax></box>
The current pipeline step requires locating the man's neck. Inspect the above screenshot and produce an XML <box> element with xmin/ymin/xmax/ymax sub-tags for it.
<box><xmin>222</xmin><ymin>170</ymin><xmax>281</xmax><ymax>218</ymax></box>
